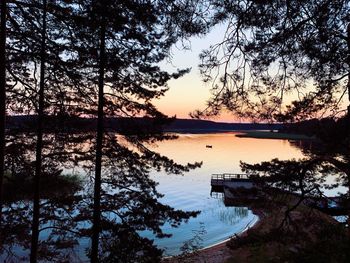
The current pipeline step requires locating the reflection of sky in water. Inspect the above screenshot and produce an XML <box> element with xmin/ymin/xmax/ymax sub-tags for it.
<box><xmin>141</xmin><ymin>133</ymin><xmax>305</xmax><ymax>255</ymax></box>
<box><xmin>61</xmin><ymin>133</ymin><xmax>345</xmax><ymax>256</ymax></box>
<box><xmin>7</xmin><ymin>133</ymin><xmax>346</xmax><ymax>260</ymax></box>
<box><xmin>59</xmin><ymin>133</ymin><xmax>349</xmax><ymax>257</ymax></box>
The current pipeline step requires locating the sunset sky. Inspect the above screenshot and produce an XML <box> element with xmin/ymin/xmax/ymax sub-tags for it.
<box><xmin>155</xmin><ymin>23</ymin><xmax>348</xmax><ymax>123</ymax></box>
<box><xmin>154</xmin><ymin>23</ymin><xmax>241</xmax><ymax>123</ymax></box>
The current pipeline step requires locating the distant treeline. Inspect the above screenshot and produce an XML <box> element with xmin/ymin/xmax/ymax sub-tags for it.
<box><xmin>280</xmin><ymin>118</ymin><xmax>337</xmax><ymax>136</ymax></box>
<box><xmin>163</xmin><ymin>119</ymin><xmax>283</xmax><ymax>132</ymax></box>
<box><xmin>6</xmin><ymin>115</ymin><xmax>284</xmax><ymax>134</ymax></box>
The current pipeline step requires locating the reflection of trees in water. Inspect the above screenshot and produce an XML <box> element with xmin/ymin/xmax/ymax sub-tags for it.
<box><xmin>1</xmin><ymin>134</ymin><xmax>85</xmax><ymax>262</ymax></box>
<box><xmin>217</xmin><ymin>207</ymin><xmax>249</xmax><ymax>225</ymax></box>
<box><xmin>288</xmin><ymin>140</ymin><xmax>316</xmax><ymax>153</ymax></box>
<box><xmin>179</xmin><ymin>222</ymin><xmax>207</xmax><ymax>257</ymax></box>
<box><xmin>207</xmin><ymin>199</ymin><xmax>249</xmax><ymax>225</ymax></box>
<box><xmin>0</xmin><ymin>132</ymin><xmax>201</xmax><ymax>262</ymax></box>
<box><xmin>219</xmin><ymin>207</ymin><xmax>248</xmax><ymax>225</ymax></box>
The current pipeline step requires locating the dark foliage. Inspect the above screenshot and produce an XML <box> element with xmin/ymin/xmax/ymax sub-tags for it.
<box><xmin>196</xmin><ymin>0</ymin><xmax>350</xmax><ymax>122</ymax></box>
<box><xmin>1</xmin><ymin>0</ymin><xmax>207</xmax><ymax>262</ymax></box>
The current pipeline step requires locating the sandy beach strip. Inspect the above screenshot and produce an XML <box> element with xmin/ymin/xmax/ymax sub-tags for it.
<box><xmin>163</xmin><ymin>211</ymin><xmax>263</xmax><ymax>263</ymax></box>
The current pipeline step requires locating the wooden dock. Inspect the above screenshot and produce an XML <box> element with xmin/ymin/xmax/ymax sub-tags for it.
<box><xmin>210</xmin><ymin>174</ymin><xmax>348</xmax><ymax>215</ymax></box>
<box><xmin>211</xmin><ymin>173</ymin><xmax>254</xmax><ymax>189</ymax></box>
<box><xmin>210</xmin><ymin>173</ymin><xmax>258</xmax><ymax>206</ymax></box>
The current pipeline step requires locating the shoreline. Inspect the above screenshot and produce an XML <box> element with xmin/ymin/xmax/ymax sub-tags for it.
<box><xmin>164</xmin><ymin>194</ymin><xmax>339</xmax><ymax>263</ymax></box>
<box><xmin>197</xmin><ymin>214</ymin><xmax>260</xmax><ymax>251</ymax></box>
<box><xmin>163</xmin><ymin>210</ymin><xmax>264</xmax><ymax>263</ymax></box>
<box><xmin>235</xmin><ymin>131</ymin><xmax>316</xmax><ymax>140</ymax></box>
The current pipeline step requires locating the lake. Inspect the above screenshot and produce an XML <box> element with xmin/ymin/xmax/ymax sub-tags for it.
<box><xmin>1</xmin><ymin>132</ymin><xmax>312</xmax><ymax>261</ymax></box>
<box><xmin>142</xmin><ymin>132</ymin><xmax>305</xmax><ymax>255</ymax></box>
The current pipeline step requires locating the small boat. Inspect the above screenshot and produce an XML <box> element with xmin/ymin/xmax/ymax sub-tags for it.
<box><xmin>206</xmin><ymin>145</ymin><xmax>213</xmax><ymax>148</ymax></box>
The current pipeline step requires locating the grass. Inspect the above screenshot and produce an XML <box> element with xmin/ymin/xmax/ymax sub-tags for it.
<box><xmin>223</xmin><ymin>192</ymin><xmax>348</xmax><ymax>263</ymax></box>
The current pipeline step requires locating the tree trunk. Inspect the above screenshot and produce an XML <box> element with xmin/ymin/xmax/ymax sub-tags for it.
<box><xmin>347</xmin><ymin>23</ymin><xmax>350</xmax><ymax>115</ymax></box>
<box><xmin>30</xmin><ymin>0</ymin><xmax>47</xmax><ymax>262</ymax></box>
<box><xmin>347</xmin><ymin>23</ymin><xmax>350</xmax><ymax>238</ymax></box>
<box><xmin>0</xmin><ymin>0</ymin><xmax>6</xmax><ymax>223</ymax></box>
<box><xmin>91</xmin><ymin>14</ymin><xmax>106</xmax><ymax>263</ymax></box>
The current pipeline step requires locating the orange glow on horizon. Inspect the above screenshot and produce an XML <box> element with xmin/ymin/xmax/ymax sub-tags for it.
<box><xmin>155</xmin><ymin>23</ymin><xmax>348</xmax><ymax>123</ymax></box>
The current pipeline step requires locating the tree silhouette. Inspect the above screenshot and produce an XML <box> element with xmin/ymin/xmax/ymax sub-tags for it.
<box><xmin>0</xmin><ymin>0</ymin><xmax>7</xmax><ymax>222</ymax></box>
<box><xmin>5</xmin><ymin>1</ymin><xmax>98</xmax><ymax>261</ymax></box>
<box><xmin>237</xmin><ymin>117</ymin><xmax>350</xmax><ymax>260</ymax></box>
<box><xmin>0</xmin><ymin>133</ymin><xmax>85</xmax><ymax>262</ymax></box>
<box><xmin>2</xmin><ymin>0</ymin><xmax>206</xmax><ymax>261</ymax></box>
<box><xmin>195</xmin><ymin>1</ymin><xmax>350</xmax><ymax>259</ymax></box>
<box><xmin>196</xmin><ymin>0</ymin><xmax>350</xmax><ymax>121</ymax></box>
<box><xmin>65</xmin><ymin>1</ymin><xmax>204</xmax><ymax>261</ymax></box>
<box><xmin>30</xmin><ymin>0</ymin><xmax>47</xmax><ymax>261</ymax></box>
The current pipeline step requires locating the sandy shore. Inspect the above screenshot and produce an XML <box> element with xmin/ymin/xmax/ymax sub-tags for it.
<box><xmin>162</xmin><ymin>234</ymin><xmax>234</xmax><ymax>263</ymax></box>
<box><xmin>163</xmin><ymin>210</ymin><xmax>264</xmax><ymax>263</ymax></box>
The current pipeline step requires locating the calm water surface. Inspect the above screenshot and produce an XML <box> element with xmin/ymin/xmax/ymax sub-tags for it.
<box><xmin>3</xmin><ymin>132</ymin><xmax>340</xmax><ymax>261</ymax></box>
<box><xmin>144</xmin><ymin>132</ymin><xmax>305</xmax><ymax>255</ymax></box>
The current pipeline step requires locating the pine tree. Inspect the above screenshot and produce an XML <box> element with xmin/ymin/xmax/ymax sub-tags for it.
<box><xmin>3</xmin><ymin>0</ymin><xmax>206</xmax><ymax>261</ymax></box>
<box><xmin>197</xmin><ymin>0</ymin><xmax>350</xmax><ymax>122</ymax></box>
<box><xmin>0</xmin><ymin>0</ymin><xmax>7</xmax><ymax>223</ymax></box>
<box><xmin>69</xmin><ymin>1</ymin><xmax>203</xmax><ymax>261</ymax></box>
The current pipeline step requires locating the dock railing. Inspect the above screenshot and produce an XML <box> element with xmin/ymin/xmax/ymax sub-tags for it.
<box><xmin>211</xmin><ymin>173</ymin><xmax>249</xmax><ymax>181</ymax></box>
<box><xmin>211</xmin><ymin>173</ymin><xmax>251</xmax><ymax>187</ymax></box>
